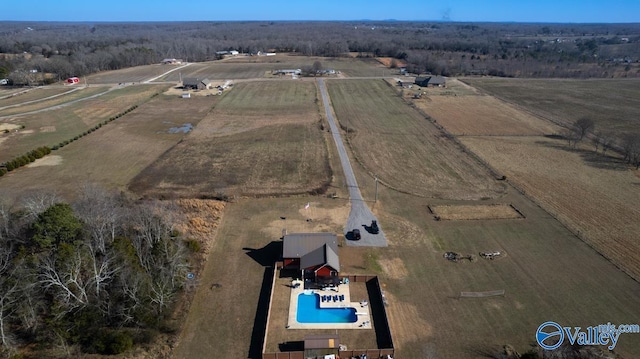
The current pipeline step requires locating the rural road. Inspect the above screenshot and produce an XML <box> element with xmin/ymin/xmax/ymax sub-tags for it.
<box><xmin>317</xmin><ymin>78</ymin><xmax>387</xmax><ymax>247</ymax></box>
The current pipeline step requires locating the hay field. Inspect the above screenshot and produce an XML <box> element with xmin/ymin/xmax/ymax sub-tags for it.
<box><xmin>86</xmin><ymin>64</ymin><xmax>175</xmax><ymax>84</ymax></box>
<box><xmin>156</xmin><ymin>56</ymin><xmax>384</xmax><ymax>81</ymax></box>
<box><xmin>0</xmin><ymin>86</ymin><xmax>109</xmax><ymax>117</ymax></box>
<box><xmin>0</xmin><ymin>87</ymin><xmax>74</xmax><ymax>107</ymax></box>
<box><xmin>0</xmin><ymin>89</ymin><xmax>212</xmax><ymax>202</ymax></box>
<box><xmin>326</xmin><ymin>79</ymin><xmax>505</xmax><ymax>200</ymax></box>
<box><xmin>429</xmin><ymin>204</ymin><xmax>523</xmax><ymax>220</ymax></box>
<box><xmin>462</xmin><ymin>78</ymin><xmax>640</xmax><ymax>137</ymax></box>
<box><xmin>129</xmin><ymin>80</ymin><xmax>330</xmax><ymax>198</ymax></box>
<box><xmin>411</xmin><ymin>85</ymin><xmax>560</xmax><ymax>136</ymax></box>
<box><xmin>0</xmin><ymin>85</ymin><xmax>166</xmax><ymax>163</ymax></box>
<box><xmin>461</xmin><ymin>136</ymin><xmax>640</xmax><ymax>281</ymax></box>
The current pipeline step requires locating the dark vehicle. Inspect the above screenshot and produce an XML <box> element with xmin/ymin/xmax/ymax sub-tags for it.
<box><xmin>370</xmin><ymin>220</ymin><xmax>379</xmax><ymax>234</ymax></box>
<box><xmin>352</xmin><ymin>229</ymin><xmax>361</xmax><ymax>240</ymax></box>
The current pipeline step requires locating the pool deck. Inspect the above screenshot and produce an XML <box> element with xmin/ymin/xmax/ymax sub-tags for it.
<box><xmin>287</xmin><ymin>279</ymin><xmax>372</xmax><ymax>330</ymax></box>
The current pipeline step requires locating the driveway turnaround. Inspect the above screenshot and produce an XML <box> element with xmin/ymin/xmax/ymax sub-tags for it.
<box><xmin>317</xmin><ymin>79</ymin><xmax>387</xmax><ymax>247</ymax></box>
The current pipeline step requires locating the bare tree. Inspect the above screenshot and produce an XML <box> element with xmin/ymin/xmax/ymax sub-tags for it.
<box><xmin>573</xmin><ymin>117</ymin><xmax>595</xmax><ymax>141</ymax></box>
<box><xmin>21</xmin><ymin>192</ymin><xmax>62</xmax><ymax>221</ymax></box>
<box><xmin>74</xmin><ymin>184</ymin><xmax>123</xmax><ymax>254</ymax></box>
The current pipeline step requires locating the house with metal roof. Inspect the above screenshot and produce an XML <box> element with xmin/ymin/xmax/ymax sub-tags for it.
<box><xmin>182</xmin><ymin>77</ymin><xmax>212</xmax><ymax>90</ymax></box>
<box><xmin>415</xmin><ymin>75</ymin><xmax>447</xmax><ymax>87</ymax></box>
<box><xmin>282</xmin><ymin>233</ymin><xmax>340</xmax><ymax>282</ymax></box>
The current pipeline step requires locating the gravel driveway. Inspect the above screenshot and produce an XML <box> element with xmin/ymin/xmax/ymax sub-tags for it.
<box><xmin>317</xmin><ymin>78</ymin><xmax>387</xmax><ymax>247</ymax></box>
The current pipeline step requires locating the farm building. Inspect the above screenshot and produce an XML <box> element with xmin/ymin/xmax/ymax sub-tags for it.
<box><xmin>273</xmin><ymin>69</ymin><xmax>302</xmax><ymax>75</ymax></box>
<box><xmin>415</xmin><ymin>75</ymin><xmax>447</xmax><ymax>87</ymax></box>
<box><xmin>161</xmin><ymin>58</ymin><xmax>182</xmax><ymax>64</ymax></box>
<box><xmin>66</xmin><ymin>77</ymin><xmax>80</xmax><ymax>84</ymax></box>
<box><xmin>282</xmin><ymin>233</ymin><xmax>340</xmax><ymax>283</ymax></box>
<box><xmin>182</xmin><ymin>78</ymin><xmax>212</xmax><ymax>90</ymax></box>
<box><xmin>397</xmin><ymin>80</ymin><xmax>413</xmax><ymax>88</ymax></box>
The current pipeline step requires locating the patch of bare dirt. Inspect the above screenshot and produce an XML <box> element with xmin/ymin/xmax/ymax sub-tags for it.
<box><xmin>378</xmin><ymin>258</ymin><xmax>408</xmax><ymax>279</ymax></box>
<box><xmin>40</xmin><ymin>125</ymin><xmax>56</xmax><ymax>132</ymax></box>
<box><xmin>429</xmin><ymin>204</ymin><xmax>523</xmax><ymax>220</ymax></box>
<box><xmin>27</xmin><ymin>155</ymin><xmax>63</xmax><ymax>167</ymax></box>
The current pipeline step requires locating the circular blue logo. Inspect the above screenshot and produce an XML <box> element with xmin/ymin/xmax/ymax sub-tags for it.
<box><xmin>536</xmin><ymin>321</ymin><xmax>564</xmax><ymax>350</ymax></box>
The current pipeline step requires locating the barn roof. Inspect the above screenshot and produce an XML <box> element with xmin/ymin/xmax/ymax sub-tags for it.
<box><xmin>300</xmin><ymin>243</ymin><xmax>340</xmax><ymax>272</ymax></box>
<box><xmin>283</xmin><ymin>233</ymin><xmax>338</xmax><ymax>261</ymax></box>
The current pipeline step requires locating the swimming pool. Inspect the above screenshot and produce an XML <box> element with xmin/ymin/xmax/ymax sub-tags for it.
<box><xmin>297</xmin><ymin>293</ymin><xmax>358</xmax><ymax>323</ymax></box>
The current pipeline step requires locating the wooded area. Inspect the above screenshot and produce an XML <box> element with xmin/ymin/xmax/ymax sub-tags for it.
<box><xmin>0</xmin><ymin>186</ymin><xmax>191</xmax><ymax>356</ymax></box>
<box><xmin>1</xmin><ymin>21</ymin><xmax>639</xmax><ymax>83</ymax></box>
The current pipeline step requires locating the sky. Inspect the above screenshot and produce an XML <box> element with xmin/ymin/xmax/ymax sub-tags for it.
<box><xmin>2</xmin><ymin>0</ymin><xmax>639</xmax><ymax>23</ymax></box>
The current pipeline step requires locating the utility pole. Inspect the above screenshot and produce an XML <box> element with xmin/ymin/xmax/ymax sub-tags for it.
<box><xmin>374</xmin><ymin>177</ymin><xmax>379</xmax><ymax>203</ymax></box>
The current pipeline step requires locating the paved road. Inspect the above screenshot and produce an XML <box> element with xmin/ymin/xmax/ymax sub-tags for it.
<box><xmin>317</xmin><ymin>78</ymin><xmax>387</xmax><ymax>247</ymax></box>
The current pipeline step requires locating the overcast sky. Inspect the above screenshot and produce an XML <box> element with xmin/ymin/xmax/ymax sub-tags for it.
<box><xmin>3</xmin><ymin>0</ymin><xmax>639</xmax><ymax>23</ymax></box>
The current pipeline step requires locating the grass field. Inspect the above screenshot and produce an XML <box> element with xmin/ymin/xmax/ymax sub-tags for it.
<box><xmin>326</xmin><ymin>79</ymin><xmax>506</xmax><ymax>200</ymax></box>
<box><xmin>0</xmin><ymin>86</ymin><xmax>109</xmax><ymax>117</ymax></box>
<box><xmin>86</xmin><ymin>64</ymin><xmax>177</xmax><ymax>84</ymax></box>
<box><xmin>3</xmin><ymin>60</ymin><xmax>640</xmax><ymax>359</ymax></box>
<box><xmin>461</xmin><ymin>78</ymin><xmax>640</xmax><ymax>137</ymax></box>
<box><xmin>0</xmin><ymin>87</ymin><xmax>75</xmax><ymax>107</ymax></box>
<box><xmin>130</xmin><ymin>80</ymin><xmax>331</xmax><ymax>198</ymax></box>
<box><xmin>0</xmin><ymin>85</ymin><xmax>166</xmax><ymax>163</ymax></box>
<box><xmin>0</xmin><ymin>87</ymin><xmax>210</xmax><ymax>202</ymax></box>
<box><xmin>156</xmin><ymin>55</ymin><xmax>385</xmax><ymax>81</ymax></box>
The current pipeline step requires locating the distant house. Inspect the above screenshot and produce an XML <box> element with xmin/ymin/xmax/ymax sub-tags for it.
<box><xmin>397</xmin><ymin>80</ymin><xmax>413</xmax><ymax>88</ymax></box>
<box><xmin>415</xmin><ymin>75</ymin><xmax>446</xmax><ymax>87</ymax></box>
<box><xmin>273</xmin><ymin>69</ymin><xmax>302</xmax><ymax>75</ymax></box>
<box><xmin>282</xmin><ymin>233</ymin><xmax>340</xmax><ymax>282</ymax></box>
<box><xmin>161</xmin><ymin>58</ymin><xmax>182</xmax><ymax>64</ymax></box>
<box><xmin>183</xmin><ymin>78</ymin><xmax>212</xmax><ymax>90</ymax></box>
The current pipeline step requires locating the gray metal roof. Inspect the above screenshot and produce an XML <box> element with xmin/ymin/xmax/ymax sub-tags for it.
<box><xmin>299</xmin><ymin>244</ymin><xmax>340</xmax><ymax>272</ymax></box>
<box><xmin>283</xmin><ymin>232</ymin><xmax>338</xmax><ymax>260</ymax></box>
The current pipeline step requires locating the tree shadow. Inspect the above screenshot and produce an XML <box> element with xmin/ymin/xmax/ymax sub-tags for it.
<box><xmin>535</xmin><ymin>139</ymin><xmax>628</xmax><ymax>171</ymax></box>
<box><xmin>243</xmin><ymin>241</ymin><xmax>283</xmax><ymax>267</ymax></box>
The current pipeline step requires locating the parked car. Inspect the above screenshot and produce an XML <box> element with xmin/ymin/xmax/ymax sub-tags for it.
<box><xmin>352</xmin><ymin>229</ymin><xmax>361</xmax><ymax>240</ymax></box>
<box><xmin>370</xmin><ymin>220</ymin><xmax>379</xmax><ymax>234</ymax></box>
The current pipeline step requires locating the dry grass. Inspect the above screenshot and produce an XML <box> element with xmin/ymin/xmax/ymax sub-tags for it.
<box><xmin>0</xmin><ymin>84</ymin><xmax>167</xmax><ymax>163</ymax></box>
<box><xmin>413</xmin><ymin>91</ymin><xmax>560</xmax><ymax>136</ymax></box>
<box><xmin>0</xmin><ymin>90</ymin><xmax>211</xmax><ymax>203</ymax></box>
<box><xmin>86</xmin><ymin>64</ymin><xmax>176</xmax><ymax>84</ymax></box>
<box><xmin>130</xmin><ymin>81</ymin><xmax>330</xmax><ymax>198</ymax></box>
<box><xmin>462</xmin><ymin>77</ymin><xmax>640</xmax><ymax>137</ymax></box>
<box><xmin>429</xmin><ymin>204</ymin><xmax>523</xmax><ymax>220</ymax></box>
<box><xmin>0</xmin><ymin>86</ymin><xmax>109</xmax><ymax>116</ymax></box>
<box><xmin>0</xmin><ymin>87</ymin><xmax>74</xmax><ymax>107</ymax></box>
<box><xmin>461</xmin><ymin>136</ymin><xmax>640</xmax><ymax>281</ymax></box>
<box><xmin>327</xmin><ymin>79</ymin><xmax>506</xmax><ymax>200</ymax></box>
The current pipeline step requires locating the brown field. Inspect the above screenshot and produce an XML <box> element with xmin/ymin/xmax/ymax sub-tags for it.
<box><xmin>327</xmin><ymin>79</ymin><xmax>506</xmax><ymax>200</ymax></box>
<box><xmin>86</xmin><ymin>64</ymin><xmax>177</xmax><ymax>84</ymax></box>
<box><xmin>460</xmin><ymin>136</ymin><xmax>640</xmax><ymax>281</ymax></box>
<box><xmin>156</xmin><ymin>56</ymin><xmax>385</xmax><ymax>81</ymax></box>
<box><xmin>429</xmin><ymin>204</ymin><xmax>524</xmax><ymax>220</ymax></box>
<box><xmin>410</xmin><ymin>81</ymin><xmax>560</xmax><ymax>136</ymax></box>
<box><xmin>0</xmin><ymin>89</ymin><xmax>212</xmax><ymax>202</ymax></box>
<box><xmin>129</xmin><ymin>81</ymin><xmax>330</xmax><ymax>198</ymax></box>
<box><xmin>2</xmin><ymin>61</ymin><xmax>640</xmax><ymax>359</ymax></box>
<box><xmin>461</xmin><ymin>77</ymin><xmax>640</xmax><ymax>137</ymax></box>
<box><xmin>0</xmin><ymin>85</ymin><xmax>166</xmax><ymax>163</ymax></box>
<box><xmin>0</xmin><ymin>87</ymin><xmax>74</xmax><ymax>107</ymax></box>
<box><xmin>0</xmin><ymin>86</ymin><xmax>109</xmax><ymax>117</ymax></box>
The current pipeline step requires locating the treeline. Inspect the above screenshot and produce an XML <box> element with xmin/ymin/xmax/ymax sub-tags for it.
<box><xmin>0</xmin><ymin>187</ymin><xmax>192</xmax><ymax>357</ymax></box>
<box><xmin>1</xmin><ymin>21</ymin><xmax>640</xmax><ymax>83</ymax></box>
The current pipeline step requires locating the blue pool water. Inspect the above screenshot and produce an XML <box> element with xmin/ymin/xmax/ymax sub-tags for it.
<box><xmin>297</xmin><ymin>293</ymin><xmax>357</xmax><ymax>323</ymax></box>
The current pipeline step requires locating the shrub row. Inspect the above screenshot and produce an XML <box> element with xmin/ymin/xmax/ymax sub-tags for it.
<box><xmin>0</xmin><ymin>146</ymin><xmax>52</xmax><ymax>175</ymax></box>
<box><xmin>51</xmin><ymin>104</ymin><xmax>139</xmax><ymax>151</ymax></box>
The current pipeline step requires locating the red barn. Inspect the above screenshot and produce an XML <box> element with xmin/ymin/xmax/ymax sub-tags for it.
<box><xmin>66</xmin><ymin>77</ymin><xmax>80</xmax><ymax>84</ymax></box>
<box><xmin>283</xmin><ymin>233</ymin><xmax>340</xmax><ymax>283</ymax></box>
